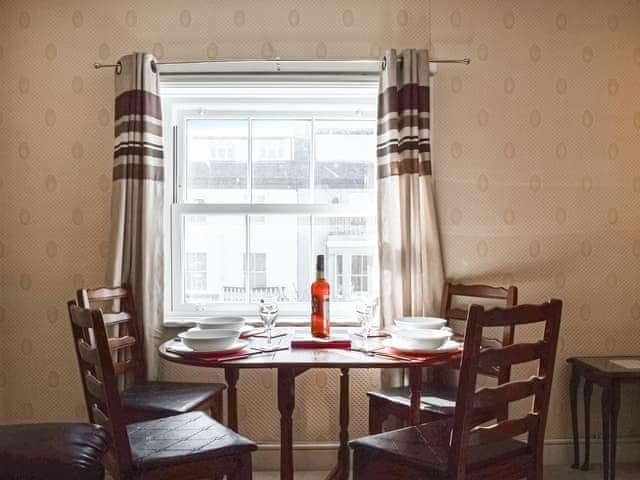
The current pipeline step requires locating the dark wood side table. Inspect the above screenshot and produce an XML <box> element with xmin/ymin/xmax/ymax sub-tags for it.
<box><xmin>567</xmin><ymin>356</ymin><xmax>640</xmax><ymax>480</ymax></box>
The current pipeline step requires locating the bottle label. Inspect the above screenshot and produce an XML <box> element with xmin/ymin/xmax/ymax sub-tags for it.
<box><xmin>312</xmin><ymin>295</ymin><xmax>329</xmax><ymax>316</ymax></box>
<box><xmin>323</xmin><ymin>297</ymin><xmax>330</xmax><ymax>322</ymax></box>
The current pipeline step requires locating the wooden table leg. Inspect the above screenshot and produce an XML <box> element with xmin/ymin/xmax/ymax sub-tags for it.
<box><xmin>278</xmin><ymin>367</ymin><xmax>296</xmax><ymax>480</ymax></box>
<box><xmin>225</xmin><ymin>367</ymin><xmax>239</xmax><ymax>432</ymax></box>
<box><xmin>325</xmin><ymin>368</ymin><xmax>350</xmax><ymax>480</ymax></box>
<box><xmin>601</xmin><ymin>385</ymin><xmax>611</xmax><ymax>480</ymax></box>
<box><xmin>581</xmin><ymin>380</ymin><xmax>593</xmax><ymax>470</ymax></box>
<box><xmin>409</xmin><ymin>366</ymin><xmax>422</xmax><ymax>425</ymax></box>
<box><xmin>610</xmin><ymin>382</ymin><xmax>620</xmax><ymax>480</ymax></box>
<box><xmin>569</xmin><ymin>365</ymin><xmax>580</xmax><ymax>469</ymax></box>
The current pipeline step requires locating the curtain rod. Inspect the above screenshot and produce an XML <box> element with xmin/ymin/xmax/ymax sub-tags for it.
<box><xmin>94</xmin><ymin>57</ymin><xmax>471</xmax><ymax>74</ymax></box>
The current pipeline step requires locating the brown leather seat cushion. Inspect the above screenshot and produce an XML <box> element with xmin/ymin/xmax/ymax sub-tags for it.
<box><xmin>367</xmin><ymin>383</ymin><xmax>458</xmax><ymax>416</ymax></box>
<box><xmin>350</xmin><ymin>419</ymin><xmax>530</xmax><ymax>475</ymax></box>
<box><xmin>121</xmin><ymin>381</ymin><xmax>225</xmax><ymax>416</ymax></box>
<box><xmin>127</xmin><ymin>411</ymin><xmax>256</xmax><ymax>472</ymax></box>
<box><xmin>0</xmin><ymin>423</ymin><xmax>109</xmax><ymax>480</ymax></box>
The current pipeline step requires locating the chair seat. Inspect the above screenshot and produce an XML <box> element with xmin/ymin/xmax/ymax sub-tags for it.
<box><xmin>127</xmin><ymin>411</ymin><xmax>256</xmax><ymax>472</ymax></box>
<box><xmin>367</xmin><ymin>383</ymin><xmax>458</xmax><ymax>416</ymax></box>
<box><xmin>121</xmin><ymin>381</ymin><xmax>225</xmax><ymax>416</ymax></box>
<box><xmin>0</xmin><ymin>423</ymin><xmax>110</xmax><ymax>480</ymax></box>
<box><xmin>350</xmin><ymin>419</ymin><xmax>530</xmax><ymax>476</ymax></box>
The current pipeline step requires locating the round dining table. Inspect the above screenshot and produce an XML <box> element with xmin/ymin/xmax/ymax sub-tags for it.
<box><xmin>159</xmin><ymin>329</ymin><xmax>461</xmax><ymax>480</ymax></box>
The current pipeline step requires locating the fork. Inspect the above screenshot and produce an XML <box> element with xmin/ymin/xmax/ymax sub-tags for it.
<box><xmin>351</xmin><ymin>347</ymin><xmax>414</xmax><ymax>362</ymax></box>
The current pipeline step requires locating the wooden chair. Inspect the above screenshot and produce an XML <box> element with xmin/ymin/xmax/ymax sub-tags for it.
<box><xmin>368</xmin><ymin>283</ymin><xmax>518</xmax><ymax>433</ymax></box>
<box><xmin>77</xmin><ymin>286</ymin><xmax>224</xmax><ymax>424</ymax></box>
<box><xmin>351</xmin><ymin>299</ymin><xmax>562</xmax><ymax>480</ymax></box>
<box><xmin>68</xmin><ymin>302</ymin><xmax>256</xmax><ymax>480</ymax></box>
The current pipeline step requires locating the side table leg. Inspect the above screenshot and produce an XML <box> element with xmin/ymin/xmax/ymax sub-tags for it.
<box><xmin>581</xmin><ymin>380</ymin><xmax>593</xmax><ymax>470</ymax></box>
<box><xmin>278</xmin><ymin>367</ymin><xmax>296</xmax><ymax>480</ymax></box>
<box><xmin>601</xmin><ymin>386</ymin><xmax>611</xmax><ymax>480</ymax></box>
<box><xmin>225</xmin><ymin>367</ymin><xmax>239</xmax><ymax>432</ymax></box>
<box><xmin>327</xmin><ymin>368</ymin><xmax>351</xmax><ymax>480</ymax></box>
<box><xmin>338</xmin><ymin>368</ymin><xmax>350</xmax><ymax>479</ymax></box>
<box><xmin>569</xmin><ymin>365</ymin><xmax>580</xmax><ymax>469</ymax></box>
<box><xmin>409</xmin><ymin>366</ymin><xmax>422</xmax><ymax>425</ymax></box>
<box><xmin>610</xmin><ymin>382</ymin><xmax>621</xmax><ymax>480</ymax></box>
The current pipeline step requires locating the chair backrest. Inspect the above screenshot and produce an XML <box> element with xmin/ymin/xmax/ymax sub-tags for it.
<box><xmin>439</xmin><ymin>283</ymin><xmax>518</xmax><ymax>382</ymax></box>
<box><xmin>77</xmin><ymin>286</ymin><xmax>146</xmax><ymax>387</ymax></box>
<box><xmin>68</xmin><ymin>301</ymin><xmax>134</xmax><ymax>475</ymax></box>
<box><xmin>448</xmin><ymin>299</ymin><xmax>562</xmax><ymax>478</ymax></box>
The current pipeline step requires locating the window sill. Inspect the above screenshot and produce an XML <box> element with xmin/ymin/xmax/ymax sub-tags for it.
<box><xmin>164</xmin><ymin>314</ymin><xmax>360</xmax><ymax>329</ymax></box>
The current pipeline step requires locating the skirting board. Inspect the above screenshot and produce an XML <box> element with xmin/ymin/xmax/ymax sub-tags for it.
<box><xmin>251</xmin><ymin>438</ymin><xmax>640</xmax><ymax>470</ymax></box>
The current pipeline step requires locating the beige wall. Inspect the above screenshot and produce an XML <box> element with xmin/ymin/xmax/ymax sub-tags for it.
<box><xmin>0</xmin><ymin>0</ymin><xmax>639</xmax><ymax>449</ymax></box>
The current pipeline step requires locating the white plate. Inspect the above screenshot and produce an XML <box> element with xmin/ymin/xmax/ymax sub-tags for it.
<box><xmin>189</xmin><ymin>325</ymin><xmax>253</xmax><ymax>334</ymax></box>
<box><xmin>168</xmin><ymin>339</ymin><xmax>249</xmax><ymax>356</ymax></box>
<box><xmin>382</xmin><ymin>338</ymin><xmax>461</xmax><ymax>354</ymax></box>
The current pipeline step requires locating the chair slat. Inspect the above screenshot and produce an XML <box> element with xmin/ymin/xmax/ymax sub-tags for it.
<box><xmin>474</xmin><ymin>377</ymin><xmax>544</xmax><ymax>410</ymax></box>
<box><xmin>108</xmin><ymin>336</ymin><xmax>136</xmax><ymax>351</ymax></box>
<box><xmin>448</xmin><ymin>284</ymin><xmax>510</xmax><ymax>300</ymax></box>
<box><xmin>113</xmin><ymin>359</ymin><xmax>137</xmax><ymax>376</ymax></box>
<box><xmin>103</xmin><ymin>312</ymin><xmax>132</xmax><ymax>326</ymax></box>
<box><xmin>69</xmin><ymin>308</ymin><xmax>94</xmax><ymax>329</ymax></box>
<box><xmin>468</xmin><ymin>413</ymin><xmax>539</xmax><ymax>447</ymax></box>
<box><xmin>479</xmin><ymin>341</ymin><xmax>545</xmax><ymax>369</ymax></box>
<box><xmin>482</xmin><ymin>304</ymin><xmax>550</xmax><ymax>327</ymax></box>
<box><xmin>445</xmin><ymin>308</ymin><xmax>468</xmax><ymax>320</ymax></box>
<box><xmin>77</xmin><ymin>339</ymin><xmax>98</xmax><ymax>365</ymax></box>
<box><xmin>85</xmin><ymin>286</ymin><xmax>129</xmax><ymax>301</ymax></box>
<box><xmin>85</xmin><ymin>372</ymin><xmax>106</xmax><ymax>403</ymax></box>
<box><xmin>91</xmin><ymin>404</ymin><xmax>113</xmax><ymax>435</ymax></box>
<box><xmin>477</xmin><ymin>365</ymin><xmax>500</xmax><ymax>377</ymax></box>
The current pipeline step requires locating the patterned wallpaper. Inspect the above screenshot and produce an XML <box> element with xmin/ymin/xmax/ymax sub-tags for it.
<box><xmin>0</xmin><ymin>0</ymin><xmax>639</xmax><ymax>454</ymax></box>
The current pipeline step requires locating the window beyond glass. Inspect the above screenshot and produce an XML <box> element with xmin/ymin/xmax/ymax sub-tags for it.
<box><xmin>166</xmin><ymin>79</ymin><xmax>379</xmax><ymax>318</ymax></box>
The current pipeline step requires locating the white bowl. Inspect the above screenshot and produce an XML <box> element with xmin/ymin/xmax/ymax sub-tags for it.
<box><xmin>197</xmin><ymin>316</ymin><xmax>246</xmax><ymax>331</ymax></box>
<box><xmin>394</xmin><ymin>316</ymin><xmax>447</xmax><ymax>330</ymax></box>
<box><xmin>390</xmin><ymin>328</ymin><xmax>452</xmax><ymax>350</ymax></box>
<box><xmin>178</xmin><ymin>329</ymin><xmax>240</xmax><ymax>352</ymax></box>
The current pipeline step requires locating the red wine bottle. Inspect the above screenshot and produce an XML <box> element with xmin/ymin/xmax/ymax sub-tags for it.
<box><xmin>311</xmin><ymin>254</ymin><xmax>330</xmax><ymax>338</ymax></box>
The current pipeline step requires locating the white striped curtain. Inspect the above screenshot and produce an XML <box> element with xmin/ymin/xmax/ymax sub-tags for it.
<box><xmin>107</xmin><ymin>53</ymin><xmax>164</xmax><ymax>379</ymax></box>
<box><xmin>377</xmin><ymin>49</ymin><xmax>445</xmax><ymax>331</ymax></box>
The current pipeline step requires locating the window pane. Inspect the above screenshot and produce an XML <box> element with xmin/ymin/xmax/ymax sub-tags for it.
<box><xmin>312</xmin><ymin>216</ymin><xmax>377</xmax><ymax>302</ymax></box>
<box><xmin>314</xmin><ymin>120</ymin><xmax>376</xmax><ymax>205</ymax></box>
<box><xmin>184</xmin><ymin>215</ymin><xmax>246</xmax><ymax>304</ymax></box>
<box><xmin>186</xmin><ymin>119</ymin><xmax>248</xmax><ymax>203</ymax></box>
<box><xmin>249</xmin><ymin>215</ymin><xmax>310</xmax><ymax>303</ymax></box>
<box><xmin>252</xmin><ymin>120</ymin><xmax>311</xmax><ymax>203</ymax></box>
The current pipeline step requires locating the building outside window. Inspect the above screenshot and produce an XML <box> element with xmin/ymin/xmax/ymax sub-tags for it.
<box><xmin>335</xmin><ymin>255</ymin><xmax>344</xmax><ymax>299</ymax></box>
<box><xmin>185</xmin><ymin>252</ymin><xmax>207</xmax><ymax>291</ymax></box>
<box><xmin>243</xmin><ymin>253</ymin><xmax>267</xmax><ymax>289</ymax></box>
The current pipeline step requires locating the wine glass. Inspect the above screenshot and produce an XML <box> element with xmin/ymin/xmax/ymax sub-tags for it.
<box><xmin>259</xmin><ymin>297</ymin><xmax>279</xmax><ymax>344</ymax></box>
<box><xmin>355</xmin><ymin>297</ymin><xmax>378</xmax><ymax>349</ymax></box>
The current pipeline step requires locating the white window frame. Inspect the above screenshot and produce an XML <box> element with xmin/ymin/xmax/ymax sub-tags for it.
<box><xmin>162</xmin><ymin>74</ymin><xmax>379</xmax><ymax>325</ymax></box>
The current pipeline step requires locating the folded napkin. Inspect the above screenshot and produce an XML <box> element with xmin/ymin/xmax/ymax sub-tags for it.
<box><xmin>290</xmin><ymin>333</ymin><xmax>352</xmax><ymax>349</ymax></box>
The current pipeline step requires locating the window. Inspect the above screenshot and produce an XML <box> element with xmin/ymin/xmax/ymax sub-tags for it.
<box><xmin>335</xmin><ymin>255</ymin><xmax>344</xmax><ymax>299</ymax></box>
<box><xmin>244</xmin><ymin>253</ymin><xmax>267</xmax><ymax>290</ymax></box>
<box><xmin>163</xmin><ymin>76</ymin><xmax>379</xmax><ymax>319</ymax></box>
<box><xmin>351</xmin><ymin>255</ymin><xmax>370</xmax><ymax>294</ymax></box>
